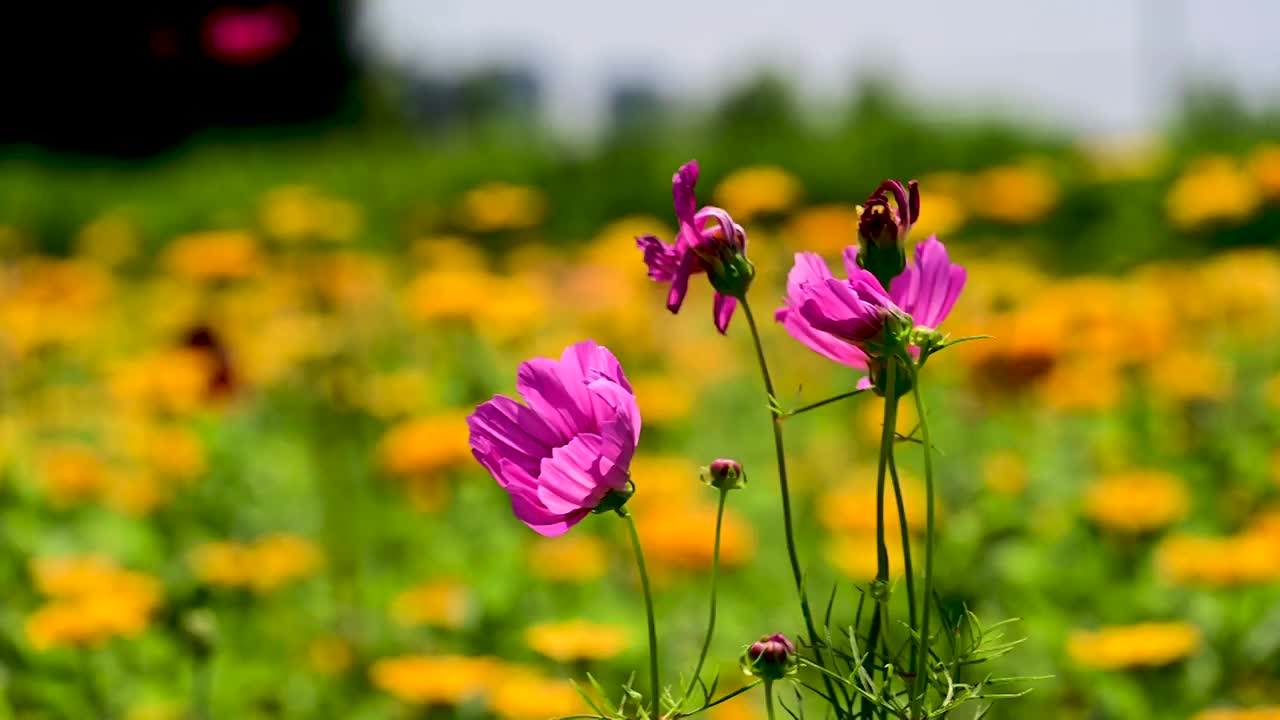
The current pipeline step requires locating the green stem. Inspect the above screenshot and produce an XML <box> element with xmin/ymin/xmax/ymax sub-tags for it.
<box><xmin>782</xmin><ymin>388</ymin><xmax>867</xmax><ymax>419</ymax></box>
<box><xmin>739</xmin><ymin>298</ymin><xmax>842</xmax><ymax>709</ymax></box>
<box><xmin>677</xmin><ymin>489</ymin><xmax>728</xmax><ymax>711</ymax></box>
<box><xmin>888</xmin><ymin>450</ymin><xmax>918</xmax><ymax>670</ymax></box>
<box><xmin>862</xmin><ymin>361</ymin><xmax>897</xmax><ymax>719</ymax></box>
<box><xmin>909</xmin><ymin>367</ymin><xmax>937</xmax><ymax>717</ymax></box>
<box><xmin>763</xmin><ymin>680</ymin><xmax>778</xmax><ymax>720</ymax></box>
<box><xmin>619</xmin><ymin>507</ymin><xmax>661</xmax><ymax>718</ymax></box>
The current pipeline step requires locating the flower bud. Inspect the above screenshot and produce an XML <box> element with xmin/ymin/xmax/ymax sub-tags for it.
<box><xmin>741</xmin><ymin>633</ymin><xmax>798</xmax><ymax>680</ymax></box>
<box><xmin>702</xmin><ymin>458</ymin><xmax>747</xmax><ymax>491</ymax></box>
<box><xmin>855</xmin><ymin>180</ymin><xmax>919</xmax><ymax>290</ymax></box>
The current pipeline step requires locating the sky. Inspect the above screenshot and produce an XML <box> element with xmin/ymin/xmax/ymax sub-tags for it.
<box><xmin>357</xmin><ymin>0</ymin><xmax>1280</xmax><ymax>137</ymax></box>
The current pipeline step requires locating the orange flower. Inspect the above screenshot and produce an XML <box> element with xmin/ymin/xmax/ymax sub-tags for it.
<box><xmin>390</xmin><ymin>579</ymin><xmax>473</xmax><ymax>629</ymax></box>
<box><xmin>1083</xmin><ymin>470</ymin><xmax>1187</xmax><ymax>533</ymax></box>
<box><xmin>525</xmin><ymin>619</ymin><xmax>629</xmax><ymax>662</ymax></box>
<box><xmin>164</xmin><ymin>230</ymin><xmax>263</xmax><ymax>281</ymax></box>
<box><xmin>1067</xmin><ymin>622</ymin><xmax>1199</xmax><ymax>670</ymax></box>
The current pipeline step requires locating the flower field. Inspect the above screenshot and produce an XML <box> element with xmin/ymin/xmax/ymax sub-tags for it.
<box><xmin>1</xmin><ymin>120</ymin><xmax>1279</xmax><ymax>719</ymax></box>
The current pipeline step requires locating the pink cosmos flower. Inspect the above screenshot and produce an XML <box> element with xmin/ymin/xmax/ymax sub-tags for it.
<box><xmin>467</xmin><ymin>340</ymin><xmax>641</xmax><ymax>536</ymax></box>
<box><xmin>776</xmin><ymin>236</ymin><xmax>966</xmax><ymax>374</ymax></box>
<box><xmin>636</xmin><ymin>160</ymin><xmax>749</xmax><ymax>334</ymax></box>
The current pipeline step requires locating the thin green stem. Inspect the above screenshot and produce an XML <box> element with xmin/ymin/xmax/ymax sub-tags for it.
<box><xmin>619</xmin><ymin>507</ymin><xmax>661</xmax><ymax>719</ymax></box>
<box><xmin>763</xmin><ymin>680</ymin><xmax>778</xmax><ymax>720</ymax></box>
<box><xmin>782</xmin><ymin>388</ymin><xmax>867</xmax><ymax>419</ymax></box>
<box><xmin>739</xmin><ymin>297</ymin><xmax>842</xmax><ymax>711</ymax></box>
<box><xmin>677</xmin><ymin>489</ymin><xmax>729</xmax><ymax>710</ymax></box>
<box><xmin>909</xmin><ymin>366</ymin><xmax>937</xmax><ymax>717</ymax></box>
<box><xmin>862</xmin><ymin>361</ymin><xmax>897</xmax><ymax>720</ymax></box>
<box><xmin>888</xmin><ymin>451</ymin><xmax>918</xmax><ymax>670</ymax></box>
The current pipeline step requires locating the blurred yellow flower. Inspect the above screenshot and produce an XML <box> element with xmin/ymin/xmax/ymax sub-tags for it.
<box><xmin>489</xmin><ymin>671</ymin><xmax>586</xmax><ymax>720</ymax></box>
<box><xmin>369</xmin><ymin>655</ymin><xmax>497</xmax><ymax>705</ymax></box>
<box><xmin>121</xmin><ymin>423</ymin><xmax>206</xmax><ymax>482</ymax></box>
<box><xmin>391</xmin><ymin>578</ymin><xmax>472</xmax><ymax>629</ymax></box>
<box><xmin>307</xmin><ymin>635</ymin><xmax>355</xmax><ymax>676</ymax></box>
<box><xmin>1157</xmin><ymin>533</ymin><xmax>1280</xmax><ymax>586</ymax></box>
<box><xmin>712</xmin><ymin>165</ymin><xmax>802</xmax><ymax>220</ymax></box>
<box><xmin>164</xmin><ymin>230</ymin><xmax>263</xmax><ymax>281</ymax></box>
<box><xmin>1066</xmin><ymin>622</ymin><xmax>1199</xmax><ymax>670</ymax></box>
<box><xmin>1166</xmin><ymin>155</ymin><xmax>1262</xmax><ymax>230</ymax></box>
<box><xmin>781</xmin><ymin>205</ymin><xmax>858</xmax><ymax>255</ymax></box>
<box><xmin>109</xmin><ymin>349</ymin><xmax>214</xmax><ymax>415</ymax></box>
<box><xmin>525</xmin><ymin>619</ymin><xmax>629</xmax><ymax>662</ymax></box>
<box><xmin>458</xmin><ymin>183</ymin><xmax>546</xmax><ymax>232</ymax></box>
<box><xmin>631</xmin><ymin>373</ymin><xmax>694</xmax><ymax>424</ymax></box>
<box><xmin>189</xmin><ymin>534</ymin><xmax>322</xmax><ymax>593</ymax></box>
<box><xmin>970</xmin><ymin>164</ymin><xmax>1059</xmax><ymax>223</ymax></box>
<box><xmin>982</xmin><ymin>450</ymin><xmax>1027</xmax><ymax>496</ymax></box>
<box><xmin>857</xmin><ymin>398</ymin><xmax>918</xmax><ymax>445</ymax></box>
<box><xmin>359</xmin><ymin>369</ymin><xmax>434</xmax><ymax>419</ymax></box>
<box><xmin>259</xmin><ymin>185</ymin><xmax>361</xmax><ymax>243</ymax></box>
<box><xmin>639</xmin><ymin>505</ymin><xmax>755</xmax><ymax>573</ymax></box>
<box><xmin>1040</xmin><ymin>358</ymin><xmax>1123</xmax><ymax>413</ymax></box>
<box><xmin>26</xmin><ymin>556</ymin><xmax>163</xmax><ymax>651</ymax></box>
<box><xmin>527</xmin><ymin>534</ymin><xmax>609</xmax><ymax>582</ymax></box>
<box><xmin>626</xmin><ymin>454</ymin><xmax>701</xmax><ymax>511</ymax></box>
<box><xmin>911</xmin><ymin>189</ymin><xmax>966</xmax><ymax>238</ymax></box>
<box><xmin>1083</xmin><ymin>470</ymin><xmax>1187</xmax><ymax>533</ymax></box>
<box><xmin>377</xmin><ymin>413</ymin><xmax>472</xmax><ymax>478</ymax></box>
<box><xmin>411</xmin><ymin>235</ymin><xmax>490</xmax><ymax>269</ymax></box>
<box><xmin>36</xmin><ymin>443</ymin><xmax>109</xmax><ymax>507</ymax></box>
<box><xmin>104</xmin><ymin>471</ymin><xmax>167</xmax><ymax>517</ymax></box>
<box><xmin>1144</xmin><ymin>349</ymin><xmax>1232</xmax><ymax>403</ymax></box>
<box><xmin>1247</xmin><ymin>143</ymin><xmax>1280</xmax><ymax>199</ymax></box>
<box><xmin>827</xmin><ymin>531</ymin><xmax>911</xmax><ymax>582</ymax></box>
<box><xmin>0</xmin><ymin>258</ymin><xmax>113</xmax><ymax>357</ymax></box>
<box><xmin>820</xmin><ymin>472</ymin><xmax>928</xmax><ymax>535</ymax></box>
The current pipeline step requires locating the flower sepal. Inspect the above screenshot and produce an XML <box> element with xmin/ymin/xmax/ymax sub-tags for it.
<box><xmin>592</xmin><ymin>481</ymin><xmax>635</xmax><ymax>515</ymax></box>
<box><xmin>703</xmin><ymin>251</ymin><xmax>756</xmax><ymax>299</ymax></box>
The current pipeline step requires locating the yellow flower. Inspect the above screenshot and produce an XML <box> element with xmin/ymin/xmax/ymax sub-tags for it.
<box><xmin>0</xmin><ymin>258</ymin><xmax>113</xmax><ymax>356</ymax></box>
<box><xmin>259</xmin><ymin>185</ymin><xmax>361</xmax><ymax>243</ymax></box>
<box><xmin>630</xmin><ymin>373</ymin><xmax>694</xmax><ymax>424</ymax></box>
<box><xmin>411</xmin><ymin>235</ymin><xmax>490</xmax><ymax>269</ymax></box>
<box><xmin>26</xmin><ymin>556</ymin><xmax>163</xmax><ymax>651</ymax></box>
<box><xmin>377</xmin><ymin>413</ymin><xmax>472</xmax><ymax>478</ymax></box>
<box><xmin>982</xmin><ymin>450</ymin><xmax>1027</xmax><ymax>496</ymax></box>
<box><xmin>1083</xmin><ymin>470</ymin><xmax>1187</xmax><ymax>533</ymax></box>
<box><xmin>457</xmin><ymin>183</ymin><xmax>546</xmax><ymax>232</ymax></box>
<box><xmin>781</xmin><ymin>205</ymin><xmax>858</xmax><ymax>255</ymax></box>
<box><xmin>36</xmin><ymin>443</ymin><xmax>109</xmax><ymax>507</ymax></box>
<box><xmin>490</xmin><ymin>671</ymin><xmax>586</xmax><ymax>720</ymax></box>
<box><xmin>369</xmin><ymin>655</ymin><xmax>498</xmax><ymax>705</ymax></box>
<box><xmin>164</xmin><ymin>230</ymin><xmax>263</xmax><ymax>281</ymax></box>
<box><xmin>712</xmin><ymin>165</ymin><xmax>802</xmax><ymax>220</ymax></box>
<box><xmin>1039</xmin><ymin>358</ymin><xmax>1123</xmax><ymax>413</ymax></box>
<box><xmin>527</xmin><ymin>534</ymin><xmax>608</xmax><ymax>582</ymax></box>
<box><xmin>827</xmin><ymin>531</ymin><xmax>911</xmax><ymax>582</ymax></box>
<box><xmin>857</xmin><ymin>399</ymin><xmax>918</xmax><ymax>446</ymax></box>
<box><xmin>1247</xmin><ymin>143</ymin><xmax>1280</xmax><ymax>199</ymax></box>
<box><xmin>1156</xmin><ymin>533</ymin><xmax>1280</xmax><ymax>586</ymax></box>
<box><xmin>109</xmin><ymin>349</ymin><xmax>213</xmax><ymax>415</ymax></box>
<box><xmin>911</xmin><ymin>189</ymin><xmax>966</xmax><ymax>238</ymax></box>
<box><xmin>359</xmin><ymin>369</ymin><xmax>435</xmax><ymax>419</ymax></box>
<box><xmin>390</xmin><ymin>579</ymin><xmax>472</xmax><ymax>629</ymax></box>
<box><xmin>121</xmin><ymin>423</ymin><xmax>206</xmax><ymax>482</ymax></box>
<box><xmin>104</xmin><ymin>471</ymin><xmax>167</xmax><ymax>517</ymax></box>
<box><xmin>307</xmin><ymin>635</ymin><xmax>355</xmax><ymax>676</ymax></box>
<box><xmin>638</xmin><ymin>505</ymin><xmax>755</xmax><ymax>573</ymax></box>
<box><xmin>970</xmin><ymin>163</ymin><xmax>1058</xmax><ymax>223</ymax></box>
<box><xmin>1144</xmin><ymin>349</ymin><xmax>1232</xmax><ymax>403</ymax></box>
<box><xmin>820</xmin><ymin>471</ymin><xmax>929</xmax><ymax>535</ymax></box>
<box><xmin>1166</xmin><ymin>155</ymin><xmax>1262</xmax><ymax>230</ymax></box>
<box><xmin>188</xmin><ymin>534</ymin><xmax>322</xmax><ymax>593</ymax></box>
<box><xmin>626</xmin><ymin>454</ymin><xmax>702</xmax><ymax>511</ymax></box>
<box><xmin>1066</xmin><ymin>622</ymin><xmax>1199</xmax><ymax>670</ymax></box>
<box><xmin>525</xmin><ymin>619</ymin><xmax>629</xmax><ymax>662</ymax></box>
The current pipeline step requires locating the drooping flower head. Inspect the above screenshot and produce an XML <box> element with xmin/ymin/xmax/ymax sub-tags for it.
<box><xmin>776</xmin><ymin>236</ymin><xmax>966</xmax><ymax>387</ymax></box>
<box><xmin>857</xmin><ymin>179</ymin><xmax>920</xmax><ymax>289</ymax></box>
<box><xmin>467</xmin><ymin>340</ymin><xmax>641</xmax><ymax>536</ymax></box>
<box><xmin>637</xmin><ymin>161</ymin><xmax>754</xmax><ymax>334</ymax></box>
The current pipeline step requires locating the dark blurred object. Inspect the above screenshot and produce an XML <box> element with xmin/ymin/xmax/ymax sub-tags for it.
<box><xmin>0</xmin><ymin>1</ymin><xmax>356</xmax><ymax>156</ymax></box>
<box><xmin>402</xmin><ymin>65</ymin><xmax>542</xmax><ymax>131</ymax></box>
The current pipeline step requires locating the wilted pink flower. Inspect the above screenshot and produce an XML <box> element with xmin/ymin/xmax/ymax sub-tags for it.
<box><xmin>637</xmin><ymin>161</ymin><xmax>751</xmax><ymax>334</ymax></box>
<box><xmin>467</xmin><ymin>340</ymin><xmax>641</xmax><ymax>536</ymax></box>
<box><xmin>776</xmin><ymin>237</ymin><xmax>966</xmax><ymax>370</ymax></box>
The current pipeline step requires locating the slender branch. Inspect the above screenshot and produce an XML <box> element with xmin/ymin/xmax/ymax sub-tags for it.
<box><xmin>782</xmin><ymin>388</ymin><xmax>867</xmax><ymax>419</ymax></box>
<box><xmin>863</xmin><ymin>360</ymin><xmax>897</xmax><ymax>719</ymax></box>
<box><xmin>888</xmin><ymin>451</ymin><xmax>918</xmax><ymax>671</ymax></box>
<box><xmin>618</xmin><ymin>507</ymin><xmax>661</xmax><ymax>719</ymax></box>
<box><xmin>909</xmin><ymin>365</ymin><xmax>937</xmax><ymax>717</ymax></box>
<box><xmin>739</xmin><ymin>297</ymin><xmax>840</xmax><ymax>711</ymax></box>
<box><xmin>677</xmin><ymin>489</ymin><xmax>729</xmax><ymax>710</ymax></box>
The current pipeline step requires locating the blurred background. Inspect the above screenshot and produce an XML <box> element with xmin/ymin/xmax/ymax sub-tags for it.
<box><xmin>1</xmin><ymin>2</ymin><xmax>1278</xmax><ymax>718</ymax></box>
